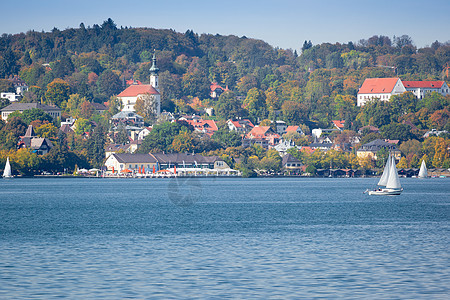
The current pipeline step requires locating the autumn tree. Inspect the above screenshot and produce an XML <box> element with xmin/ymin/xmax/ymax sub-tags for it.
<box><xmin>243</xmin><ymin>88</ymin><xmax>267</xmax><ymax>122</ymax></box>
<box><xmin>45</xmin><ymin>79</ymin><xmax>71</xmax><ymax>108</ymax></box>
<box><xmin>134</xmin><ymin>93</ymin><xmax>158</xmax><ymax>124</ymax></box>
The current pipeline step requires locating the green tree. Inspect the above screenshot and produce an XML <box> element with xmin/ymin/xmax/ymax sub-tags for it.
<box><xmin>45</xmin><ymin>79</ymin><xmax>71</xmax><ymax>108</ymax></box>
<box><xmin>97</xmin><ymin>69</ymin><xmax>122</xmax><ymax>97</ymax></box>
<box><xmin>170</xmin><ymin>131</ymin><xmax>194</xmax><ymax>153</ymax></box>
<box><xmin>243</xmin><ymin>88</ymin><xmax>267</xmax><ymax>122</ymax></box>
<box><xmin>215</xmin><ymin>91</ymin><xmax>247</xmax><ymax>120</ymax></box>
<box><xmin>87</xmin><ymin>124</ymin><xmax>106</xmax><ymax>168</ymax></box>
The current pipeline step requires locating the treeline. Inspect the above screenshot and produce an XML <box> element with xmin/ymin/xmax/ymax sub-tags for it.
<box><xmin>1</xmin><ymin>19</ymin><xmax>449</xmax><ymax>127</ymax></box>
<box><xmin>0</xmin><ymin>19</ymin><xmax>449</xmax><ymax>173</ymax></box>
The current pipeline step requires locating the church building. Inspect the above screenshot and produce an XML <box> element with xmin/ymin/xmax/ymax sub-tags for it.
<box><xmin>117</xmin><ymin>53</ymin><xmax>161</xmax><ymax>117</ymax></box>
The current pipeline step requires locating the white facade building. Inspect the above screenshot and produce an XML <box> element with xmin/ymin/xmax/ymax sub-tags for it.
<box><xmin>402</xmin><ymin>81</ymin><xmax>450</xmax><ymax>99</ymax></box>
<box><xmin>357</xmin><ymin>78</ymin><xmax>406</xmax><ymax>106</ymax></box>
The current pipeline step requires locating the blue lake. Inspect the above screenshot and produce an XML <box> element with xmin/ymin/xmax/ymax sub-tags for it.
<box><xmin>0</xmin><ymin>177</ymin><xmax>449</xmax><ymax>298</ymax></box>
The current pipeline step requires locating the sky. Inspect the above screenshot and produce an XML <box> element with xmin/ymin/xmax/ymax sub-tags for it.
<box><xmin>1</xmin><ymin>0</ymin><xmax>449</xmax><ymax>51</ymax></box>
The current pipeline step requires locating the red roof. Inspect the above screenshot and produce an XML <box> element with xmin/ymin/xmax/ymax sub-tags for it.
<box><xmin>332</xmin><ymin>120</ymin><xmax>345</xmax><ymax>129</ymax></box>
<box><xmin>228</xmin><ymin>119</ymin><xmax>254</xmax><ymax>128</ymax></box>
<box><xmin>126</xmin><ymin>79</ymin><xmax>142</xmax><ymax>85</ymax></box>
<box><xmin>402</xmin><ymin>81</ymin><xmax>444</xmax><ymax>89</ymax></box>
<box><xmin>117</xmin><ymin>84</ymin><xmax>159</xmax><ymax>97</ymax></box>
<box><xmin>185</xmin><ymin>119</ymin><xmax>218</xmax><ymax>137</ymax></box>
<box><xmin>286</xmin><ymin>126</ymin><xmax>300</xmax><ymax>132</ymax></box>
<box><xmin>358</xmin><ymin>78</ymin><xmax>400</xmax><ymax>94</ymax></box>
<box><xmin>210</xmin><ymin>82</ymin><xmax>224</xmax><ymax>92</ymax></box>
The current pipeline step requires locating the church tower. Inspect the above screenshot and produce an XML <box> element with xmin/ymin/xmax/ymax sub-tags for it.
<box><xmin>149</xmin><ymin>52</ymin><xmax>160</xmax><ymax>91</ymax></box>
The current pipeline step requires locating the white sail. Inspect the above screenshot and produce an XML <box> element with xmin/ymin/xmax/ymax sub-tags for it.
<box><xmin>418</xmin><ymin>160</ymin><xmax>427</xmax><ymax>178</ymax></box>
<box><xmin>377</xmin><ymin>154</ymin><xmax>391</xmax><ymax>186</ymax></box>
<box><xmin>386</xmin><ymin>155</ymin><xmax>401</xmax><ymax>190</ymax></box>
<box><xmin>3</xmin><ymin>157</ymin><xmax>12</xmax><ymax>178</ymax></box>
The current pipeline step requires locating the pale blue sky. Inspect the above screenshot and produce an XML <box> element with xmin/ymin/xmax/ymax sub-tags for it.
<box><xmin>1</xmin><ymin>0</ymin><xmax>449</xmax><ymax>51</ymax></box>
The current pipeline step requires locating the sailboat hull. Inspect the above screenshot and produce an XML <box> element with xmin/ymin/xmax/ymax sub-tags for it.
<box><xmin>368</xmin><ymin>188</ymin><xmax>403</xmax><ymax>196</ymax></box>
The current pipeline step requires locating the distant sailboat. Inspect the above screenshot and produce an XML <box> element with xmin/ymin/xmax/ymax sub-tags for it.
<box><xmin>367</xmin><ymin>153</ymin><xmax>403</xmax><ymax>195</ymax></box>
<box><xmin>418</xmin><ymin>160</ymin><xmax>427</xmax><ymax>179</ymax></box>
<box><xmin>3</xmin><ymin>157</ymin><xmax>13</xmax><ymax>178</ymax></box>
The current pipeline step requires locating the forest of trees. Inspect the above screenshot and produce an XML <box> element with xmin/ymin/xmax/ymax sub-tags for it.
<box><xmin>0</xmin><ymin>19</ymin><xmax>449</xmax><ymax>175</ymax></box>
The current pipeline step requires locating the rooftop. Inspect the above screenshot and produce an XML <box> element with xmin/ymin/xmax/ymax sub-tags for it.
<box><xmin>358</xmin><ymin>78</ymin><xmax>400</xmax><ymax>94</ymax></box>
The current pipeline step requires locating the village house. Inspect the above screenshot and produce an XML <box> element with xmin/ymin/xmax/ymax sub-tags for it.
<box><xmin>274</xmin><ymin>139</ymin><xmax>302</xmax><ymax>156</ymax></box>
<box><xmin>210</xmin><ymin>82</ymin><xmax>228</xmax><ymax>98</ymax></box>
<box><xmin>285</xmin><ymin>125</ymin><xmax>305</xmax><ymax>136</ymax></box>
<box><xmin>18</xmin><ymin>125</ymin><xmax>53</xmax><ymax>155</ymax></box>
<box><xmin>275</xmin><ymin>120</ymin><xmax>288</xmax><ymax>135</ymax></box>
<box><xmin>356</xmin><ymin>139</ymin><xmax>401</xmax><ymax>161</ymax></box>
<box><xmin>282</xmin><ymin>153</ymin><xmax>303</xmax><ymax>175</ymax></box>
<box><xmin>357</xmin><ymin>77</ymin><xmax>406</xmax><ymax>106</ymax></box>
<box><xmin>182</xmin><ymin>117</ymin><xmax>218</xmax><ymax>137</ymax></box>
<box><xmin>242</xmin><ymin>126</ymin><xmax>281</xmax><ymax>148</ymax></box>
<box><xmin>227</xmin><ymin>119</ymin><xmax>254</xmax><ymax>134</ymax></box>
<box><xmin>1</xmin><ymin>102</ymin><xmax>61</xmax><ymax>121</ymax></box>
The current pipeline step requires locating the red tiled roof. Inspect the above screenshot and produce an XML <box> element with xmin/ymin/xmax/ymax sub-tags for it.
<box><xmin>286</xmin><ymin>126</ymin><xmax>300</xmax><ymax>132</ymax></box>
<box><xmin>402</xmin><ymin>81</ymin><xmax>444</xmax><ymax>89</ymax></box>
<box><xmin>332</xmin><ymin>120</ymin><xmax>345</xmax><ymax>129</ymax></box>
<box><xmin>126</xmin><ymin>79</ymin><xmax>142</xmax><ymax>85</ymax></box>
<box><xmin>358</xmin><ymin>78</ymin><xmax>400</xmax><ymax>94</ymax></box>
<box><xmin>117</xmin><ymin>84</ymin><xmax>159</xmax><ymax>97</ymax></box>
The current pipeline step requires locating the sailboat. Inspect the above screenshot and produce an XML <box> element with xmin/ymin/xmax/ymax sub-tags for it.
<box><xmin>367</xmin><ymin>153</ymin><xmax>403</xmax><ymax>195</ymax></box>
<box><xmin>418</xmin><ymin>160</ymin><xmax>427</xmax><ymax>178</ymax></box>
<box><xmin>3</xmin><ymin>157</ymin><xmax>13</xmax><ymax>179</ymax></box>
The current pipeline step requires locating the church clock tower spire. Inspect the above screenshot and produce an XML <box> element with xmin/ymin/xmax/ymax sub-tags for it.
<box><xmin>149</xmin><ymin>51</ymin><xmax>159</xmax><ymax>91</ymax></box>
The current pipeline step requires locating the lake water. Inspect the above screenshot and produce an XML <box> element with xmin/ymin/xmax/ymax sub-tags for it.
<box><xmin>0</xmin><ymin>177</ymin><xmax>449</xmax><ymax>299</ymax></box>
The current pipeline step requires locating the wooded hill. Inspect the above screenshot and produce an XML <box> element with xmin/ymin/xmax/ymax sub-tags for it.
<box><xmin>0</xmin><ymin>18</ymin><xmax>449</xmax><ymax>132</ymax></box>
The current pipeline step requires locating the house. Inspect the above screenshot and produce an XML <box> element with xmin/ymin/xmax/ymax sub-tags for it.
<box><xmin>285</xmin><ymin>125</ymin><xmax>305</xmax><ymax>136</ymax></box>
<box><xmin>243</xmin><ymin>126</ymin><xmax>281</xmax><ymax>148</ymax></box>
<box><xmin>357</xmin><ymin>77</ymin><xmax>406</xmax><ymax>106</ymax></box>
<box><xmin>104</xmin><ymin>153</ymin><xmax>158</xmax><ymax>174</ymax></box>
<box><xmin>104</xmin><ymin>140</ymin><xmax>142</xmax><ymax>158</ymax></box>
<box><xmin>1</xmin><ymin>102</ymin><xmax>61</xmax><ymax>121</ymax></box>
<box><xmin>91</xmin><ymin>102</ymin><xmax>107</xmax><ymax>114</ymax></box>
<box><xmin>308</xmin><ymin>141</ymin><xmax>333</xmax><ymax>151</ymax></box>
<box><xmin>0</xmin><ymin>92</ymin><xmax>20</xmax><ymax>102</ymax></box>
<box><xmin>358</xmin><ymin>125</ymin><xmax>380</xmax><ymax>135</ymax></box>
<box><xmin>117</xmin><ymin>53</ymin><xmax>161</xmax><ymax>117</ymax></box>
<box><xmin>423</xmin><ymin>129</ymin><xmax>448</xmax><ymax>138</ymax></box>
<box><xmin>332</xmin><ymin>120</ymin><xmax>346</xmax><ymax>131</ymax></box>
<box><xmin>137</xmin><ymin>127</ymin><xmax>152</xmax><ymax>141</ymax></box>
<box><xmin>356</xmin><ymin>139</ymin><xmax>401</xmax><ymax>161</ymax></box>
<box><xmin>184</xmin><ymin>118</ymin><xmax>218</xmax><ymax>137</ymax></box>
<box><xmin>274</xmin><ymin>140</ymin><xmax>302</xmax><ymax>156</ymax></box>
<box><xmin>8</xmin><ymin>75</ymin><xmax>28</xmax><ymax>95</ymax></box>
<box><xmin>227</xmin><ymin>119</ymin><xmax>254</xmax><ymax>134</ymax></box>
<box><xmin>282</xmin><ymin>153</ymin><xmax>303</xmax><ymax>175</ymax></box>
<box><xmin>17</xmin><ymin>125</ymin><xmax>53</xmax><ymax>155</ymax></box>
<box><xmin>110</xmin><ymin>111</ymin><xmax>144</xmax><ymax>128</ymax></box>
<box><xmin>210</xmin><ymin>83</ymin><xmax>228</xmax><ymax>98</ymax></box>
<box><xmin>275</xmin><ymin>120</ymin><xmax>288</xmax><ymax>135</ymax></box>
<box><xmin>402</xmin><ymin>81</ymin><xmax>449</xmax><ymax>99</ymax></box>
<box><xmin>59</xmin><ymin>124</ymin><xmax>74</xmax><ymax>135</ymax></box>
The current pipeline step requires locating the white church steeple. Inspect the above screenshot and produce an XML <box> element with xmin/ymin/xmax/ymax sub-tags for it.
<box><xmin>149</xmin><ymin>51</ymin><xmax>160</xmax><ymax>91</ymax></box>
